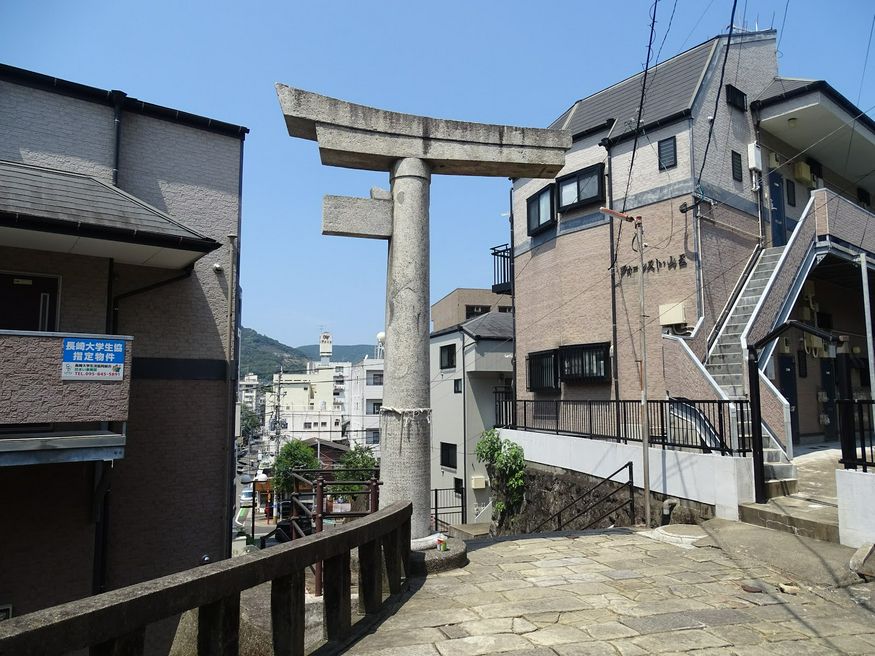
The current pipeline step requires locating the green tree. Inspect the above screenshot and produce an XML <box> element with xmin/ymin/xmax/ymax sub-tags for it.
<box><xmin>475</xmin><ymin>429</ymin><xmax>526</xmax><ymax>529</ymax></box>
<box><xmin>334</xmin><ymin>445</ymin><xmax>379</xmax><ymax>512</ymax></box>
<box><xmin>273</xmin><ymin>440</ymin><xmax>320</xmax><ymax>495</ymax></box>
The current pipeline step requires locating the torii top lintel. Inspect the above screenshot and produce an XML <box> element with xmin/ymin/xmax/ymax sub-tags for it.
<box><xmin>276</xmin><ymin>84</ymin><xmax>571</xmax><ymax>179</ymax></box>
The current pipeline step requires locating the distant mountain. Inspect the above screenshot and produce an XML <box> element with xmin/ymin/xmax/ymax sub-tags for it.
<box><xmin>295</xmin><ymin>344</ymin><xmax>376</xmax><ymax>364</ymax></box>
<box><xmin>239</xmin><ymin>327</ymin><xmax>310</xmax><ymax>381</ymax></box>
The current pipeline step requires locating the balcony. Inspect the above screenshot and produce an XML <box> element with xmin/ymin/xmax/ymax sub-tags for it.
<box><xmin>0</xmin><ymin>330</ymin><xmax>132</xmax><ymax>465</ymax></box>
<box><xmin>491</xmin><ymin>243</ymin><xmax>512</xmax><ymax>295</ymax></box>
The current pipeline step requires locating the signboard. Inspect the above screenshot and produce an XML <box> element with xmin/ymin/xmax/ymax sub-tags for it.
<box><xmin>61</xmin><ymin>337</ymin><xmax>126</xmax><ymax>381</ymax></box>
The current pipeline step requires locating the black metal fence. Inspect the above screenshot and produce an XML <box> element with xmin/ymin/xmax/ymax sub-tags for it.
<box><xmin>431</xmin><ymin>487</ymin><xmax>466</xmax><ymax>530</ymax></box>
<box><xmin>495</xmin><ymin>397</ymin><xmax>751</xmax><ymax>456</ymax></box>
<box><xmin>491</xmin><ymin>243</ymin><xmax>512</xmax><ymax>294</ymax></box>
<box><xmin>836</xmin><ymin>400</ymin><xmax>875</xmax><ymax>471</ymax></box>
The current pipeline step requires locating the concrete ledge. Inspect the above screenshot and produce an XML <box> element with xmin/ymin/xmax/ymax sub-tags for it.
<box><xmin>409</xmin><ymin>537</ymin><xmax>468</xmax><ymax>576</ymax></box>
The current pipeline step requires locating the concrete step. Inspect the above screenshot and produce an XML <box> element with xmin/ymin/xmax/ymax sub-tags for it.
<box><xmin>738</xmin><ymin>494</ymin><xmax>838</xmax><ymax>543</ymax></box>
<box><xmin>764</xmin><ymin>478</ymin><xmax>799</xmax><ymax>498</ymax></box>
<box><xmin>706</xmin><ymin>364</ymin><xmax>743</xmax><ymax>377</ymax></box>
<box><xmin>711</xmin><ymin>373</ymin><xmax>743</xmax><ymax>386</ymax></box>
<box><xmin>763</xmin><ymin>447</ymin><xmax>787</xmax><ymax>463</ymax></box>
<box><xmin>765</xmin><ymin>462</ymin><xmax>797</xmax><ymax>479</ymax></box>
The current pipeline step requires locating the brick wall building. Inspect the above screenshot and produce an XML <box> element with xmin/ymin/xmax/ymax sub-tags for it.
<box><xmin>505</xmin><ymin>28</ymin><xmax>875</xmax><ymax>461</ymax></box>
<box><xmin>0</xmin><ymin>63</ymin><xmax>247</xmax><ymax>635</ymax></box>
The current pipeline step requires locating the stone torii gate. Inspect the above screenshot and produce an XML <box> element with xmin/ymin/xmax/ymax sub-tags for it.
<box><xmin>276</xmin><ymin>85</ymin><xmax>570</xmax><ymax>539</ymax></box>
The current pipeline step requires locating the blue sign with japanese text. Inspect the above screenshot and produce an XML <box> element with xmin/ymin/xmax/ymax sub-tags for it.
<box><xmin>61</xmin><ymin>337</ymin><xmax>126</xmax><ymax>380</ymax></box>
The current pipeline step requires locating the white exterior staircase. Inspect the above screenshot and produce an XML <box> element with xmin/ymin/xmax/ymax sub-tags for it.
<box><xmin>705</xmin><ymin>246</ymin><xmax>798</xmax><ymax>496</ymax></box>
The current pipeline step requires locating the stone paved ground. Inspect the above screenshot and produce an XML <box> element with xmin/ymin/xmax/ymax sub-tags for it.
<box><xmin>344</xmin><ymin>529</ymin><xmax>875</xmax><ymax>655</ymax></box>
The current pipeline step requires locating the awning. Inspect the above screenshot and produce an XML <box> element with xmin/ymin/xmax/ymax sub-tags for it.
<box><xmin>0</xmin><ymin>160</ymin><xmax>220</xmax><ymax>268</ymax></box>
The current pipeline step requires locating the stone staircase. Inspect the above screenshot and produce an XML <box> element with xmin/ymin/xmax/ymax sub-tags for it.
<box><xmin>705</xmin><ymin>246</ymin><xmax>798</xmax><ymax>497</ymax></box>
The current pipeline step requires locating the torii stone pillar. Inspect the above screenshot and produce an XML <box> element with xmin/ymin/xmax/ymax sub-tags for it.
<box><xmin>277</xmin><ymin>85</ymin><xmax>570</xmax><ymax>539</ymax></box>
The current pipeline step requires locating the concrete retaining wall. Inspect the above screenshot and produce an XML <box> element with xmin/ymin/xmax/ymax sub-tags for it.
<box><xmin>836</xmin><ymin>468</ymin><xmax>875</xmax><ymax>548</ymax></box>
<box><xmin>500</xmin><ymin>427</ymin><xmax>754</xmax><ymax>520</ymax></box>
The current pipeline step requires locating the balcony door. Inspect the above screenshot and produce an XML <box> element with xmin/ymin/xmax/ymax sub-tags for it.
<box><xmin>0</xmin><ymin>272</ymin><xmax>58</xmax><ymax>331</ymax></box>
<box><xmin>769</xmin><ymin>170</ymin><xmax>788</xmax><ymax>247</ymax></box>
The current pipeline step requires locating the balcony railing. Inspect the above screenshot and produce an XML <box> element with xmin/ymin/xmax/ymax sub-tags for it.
<box><xmin>491</xmin><ymin>243</ymin><xmax>512</xmax><ymax>295</ymax></box>
<box><xmin>0</xmin><ymin>501</ymin><xmax>412</xmax><ymax>656</ymax></box>
<box><xmin>496</xmin><ymin>397</ymin><xmax>751</xmax><ymax>456</ymax></box>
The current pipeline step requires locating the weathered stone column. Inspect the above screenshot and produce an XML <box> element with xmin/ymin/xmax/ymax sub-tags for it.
<box><xmin>381</xmin><ymin>157</ymin><xmax>432</xmax><ymax>539</ymax></box>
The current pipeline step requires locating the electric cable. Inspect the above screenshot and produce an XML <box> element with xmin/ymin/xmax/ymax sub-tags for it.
<box><xmin>696</xmin><ymin>0</ymin><xmax>739</xmax><ymax>190</ymax></box>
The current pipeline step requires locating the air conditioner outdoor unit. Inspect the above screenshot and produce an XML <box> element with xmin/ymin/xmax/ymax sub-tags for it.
<box><xmin>470</xmin><ymin>475</ymin><xmax>487</xmax><ymax>490</ymax></box>
<box><xmin>795</xmin><ymin>162</ymin><xmax>814</xmax><ymax>187</ymax></box>
<box><xmin>658</xmin><ymin>302</ymin><xmax>686</xmax><ymax>326</ymax></box>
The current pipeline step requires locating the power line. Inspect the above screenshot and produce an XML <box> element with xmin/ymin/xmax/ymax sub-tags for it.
<box><xmin>776</xmin><ymin>0</ymin><xmax>790</xmax><ymax>52</ymax></box>
<box><xmin>696</xmin><ymin>0</ymin><xmax>739</xmax><ymax>190</ymax></box>
<box><xmin>621</xmin><ymin>0</ymin><xmax>660</xmax><ymax>214</ymax></box>
<box><xmin>841</xmin><ymin>13</ymin><xmax>875</xmax><ymax>178</ymax></box>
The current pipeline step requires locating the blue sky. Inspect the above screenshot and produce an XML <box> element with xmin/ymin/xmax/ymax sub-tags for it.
<box><xmin>2</xmin><ymin>1</ymin><xmax>874</xmax><ymax>346</ymax></box>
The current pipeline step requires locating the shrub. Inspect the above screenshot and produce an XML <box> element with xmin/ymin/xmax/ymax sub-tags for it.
<box><xmin>475</xmin><ymin>429</ymin><xmax>526</xmax><ymax>526</ymax></box>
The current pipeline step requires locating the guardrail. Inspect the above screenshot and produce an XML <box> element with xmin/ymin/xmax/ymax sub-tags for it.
<box><xmin>498</xmin><ymin>398</ymin><xmax>750</xmax><ymax>455</ymax></box>
<box><xmin>836</xmin><ymin>400</ymin><xmax>875</xmax><ymax>471</ymax></box>
<box><xmin>0</xmin><ymin>502</ymin><xmax>412</xmax><ymax>656</ymax></box>
<box><xmin>282</xmin><ymin>468</ymin><xmax>382</xmax><ymax>597</ymax></box>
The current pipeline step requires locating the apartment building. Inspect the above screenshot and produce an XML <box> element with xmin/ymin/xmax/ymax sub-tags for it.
<box><xmin>431</xmin><ymin>288</ymin><xmax>512</xmax><ymax>332</ymax></box>
<box><xmin>430</xmin><ymin>310</ymin><xmax>513</xmax><ymax>525</ymax></box>
<box><xmin>239</xmin><ymin>372</ymin><xmax>260</xmax><ymax>412</ymax></box>
<box><xmin>263</xmin><ymin>332</ymin><xmax>351</xmax><ymax>451</ymax></box>
<box><xmin>0</xmin><ymin>63</ymin><xmax>246</xmax><ymax>620</ymax></box>
<box><xmin>348</xmin><ymin>345</ymin><xmax>384</xmax><ymax>459</ymax></box>
<box><xmin>500</xmin><ymin>29</ymin><xmax>875</xmax><ymax>510</ymax></box>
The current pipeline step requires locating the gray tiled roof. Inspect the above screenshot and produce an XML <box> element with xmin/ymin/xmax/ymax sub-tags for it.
<box><xmin>0</xmin><ymin>160</ymin><xmax>215</xmax><ymax>246</ymax></box>
<box><xmin>753</xmin><ymin>77</ymin><xmax>818</xmax><ymax>103</ymax></box>
<box><xmin>462</xmin><ymin>311</ymin><xmax>513</xmax><ymax>340</ymax></box>
<box><xmin>551</xmin><ymin>38</ymin><xmax>717</xmax><ymax>137</ymax></box>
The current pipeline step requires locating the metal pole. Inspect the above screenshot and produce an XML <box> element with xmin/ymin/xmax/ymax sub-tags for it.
<box><xmin>859</xmin><ymin>254</ymin><xmax>875</xmax><ymax>424</ymax></box>
<box><xmin>636</xmin><ymin>217</ymin><xmax>651</xmax><ymax>528</ymax></box>
<box><xmin>747</xmin><ymin>346</ymin><xmax>767</xmax><ymax>503</ymax></box>
<box><xmin>315</xmin><ymin>477</ymin><xmax>324</xmax><ymax>596</ymax></box>
<box><xmin>250</xmin><ymin>478</ymin><xmax>256</xmax><ymax>540</ymax></box>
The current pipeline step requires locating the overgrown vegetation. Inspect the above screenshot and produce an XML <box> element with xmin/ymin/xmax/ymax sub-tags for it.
<box><xmin>475</xmin><ymin>429</ymin><xmax>526</xmax><ymax>528</ymax></box>
<box><xmin>273</xmin><ymin>440</ymin><xmax>320</xmax><ymax>495</ymax></box>
<box><xmin>334</xmin><ymin>444</ymin><xmax>379</xmax><ymax>511</ymax></box>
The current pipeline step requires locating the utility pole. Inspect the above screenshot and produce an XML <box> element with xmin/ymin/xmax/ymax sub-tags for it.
<box><xmin>601</xmin><ymin>208</ymin><xmax>652</xmax><ymax>528</ymax></box>
<box><xmin>274</xmin><ymin>367</ymin><xmax>283</xmax><ymax>458</ymax></box>
<box><xmin>635</xmin><ymin>216</ymin><xmax>651</xmax><ymax>529</ymax></box>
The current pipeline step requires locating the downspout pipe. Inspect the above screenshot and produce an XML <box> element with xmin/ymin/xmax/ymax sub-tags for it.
<box><xmin>461</xmin><ymin>329</ymin><xmax>468</xmax><ymax>524</ymax></box>
<box><xmin>111</xmin><ymin>265</ymin><xmax>193</xmax><ymax>334</ymax></box>
<box><xmin>599</xmin><ymin>118</ymin><xmax>620</xmax><ymax>401</ymax></box>
<box><xmin>508</xmin><ymin>184</ymin><xmax>517</xmax><ymax>415</ymax></box>
<box><xmin>110</xmin><ymin>90</ymin><xmax>126</xmax><ymax>187</ymax></box>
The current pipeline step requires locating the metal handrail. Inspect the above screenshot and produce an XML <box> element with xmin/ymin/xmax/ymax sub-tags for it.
<box><xmin>533</xmin><ymin>461</ymin><xmax>634</xmax><ymax>532</ymax></box>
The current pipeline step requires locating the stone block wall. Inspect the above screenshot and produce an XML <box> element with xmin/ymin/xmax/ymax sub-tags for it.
<box><xmin>496</xmin><ymin>461</ymin><xmax>714</xmax><ymax>536</ymax></box>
